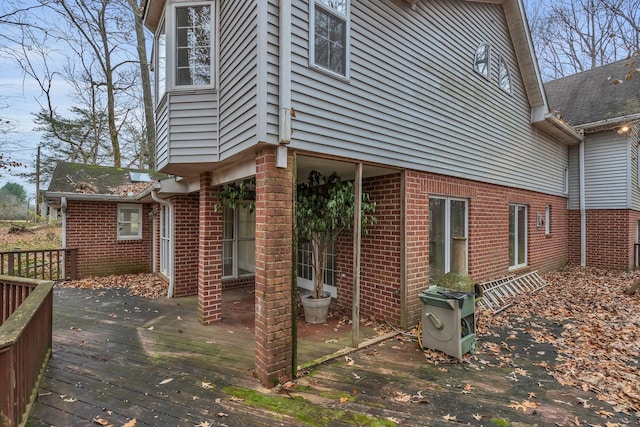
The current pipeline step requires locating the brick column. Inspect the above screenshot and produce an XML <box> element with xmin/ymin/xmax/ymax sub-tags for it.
<box><xmin>254</xmin><ymin>147</ymin><xmax>294</xmax><ymax>387</ymax></box>
<box><xmin>403</xmin><ymin>171</ymin><xmax>429</xmax><ymax>328</ymax></box>
<box><xmin>173</xmin><ymin>194</ymin><xmax>200</xmax><ymax>297</ymax></box>
<box><xmin>198</xmin><ymin>172</ymin><xmax>223</xmax><ymax>324</ymax></box>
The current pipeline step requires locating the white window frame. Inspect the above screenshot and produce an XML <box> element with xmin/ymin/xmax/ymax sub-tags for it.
<box><xmin>309</xmin><ymin>0</ymin><xmax>350</xmax><ymax>79</ymax></box>
<box><xmin>498</xmin><ymin>56</ymin><xmax>511</xmax><ymax>93</ymax></box>
<box><xmin>153</xmin><ymin>16</ymin><xmax>167</xmax><ymax>103</ymax></box>
<box><xmin>159</xmin><ymin>204</ymin><xmax>171</xmax><ymax>276</ymax></box>
<box><xmin>545</xmin><ymin>205</ymin><xmax>551</xmax><ymax>235</ymax></box>
<box><xmin>474</xmin><ymin>43</ymin><xmax>491</xmax><ymax>79</ymax></box>
<box><xmin>564</xmin><ymin>166</ymin><xmax>569</xmax><ymax>195</ymax></box>
<box><xmin>222</xmin><ymin>204</ymin><xmax>255</xmax><ymax>279</ymax></box>
<box><xmin>509</xmin><ymin>203</ymin><xmax>528</xmax><ymax>269</ymax></box>
<box><xmin>297</xmin><ymin>240</ymin><xmax>337</xmax><ymax>297</ymax></box>
<box><xmin>154</xmin><ymin>1</ymin><xmax>216</xmax><ymax>99</ymax></box>
<box><xmin>429</xmin><ymin>196</ymin><xmax>469</xmax><ymax>286</ymax></box>
<box><xmin>117</xmin><ymin>204</ymin><xmax>143</xmax><ymax>240</ymax></box>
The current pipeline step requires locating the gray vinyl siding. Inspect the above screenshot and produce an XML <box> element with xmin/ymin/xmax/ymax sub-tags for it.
<box><xmin>289</xmin><ymin>0</ymin><xmax>567</xmax><ymax>196</ymax></box>
<box><xmin>156</xmin><ymin>99</ymin><xmax>169</xmax><ymax>171</ymax></box>
<box><xmin>583</xmin><ymin>132</ymin><xmax>628</xmax><ymax>209</ymax></box>
<box><xmin>631</xmin><ymin>127</ymin><xmax>640</xmax><ymax>210</ymax></box>
<box><xmin>568</xmin><ymin>145</ymin><xmax>580</xmax><ymax>210</ymax></box>
<box><xmin>218</xmin><ymin>0</ymin><xmax>260</xmax><ymax>158</ymax></box>
<box><xmin>165</xmin><ymin>91</ymin><xmax>219</xmax><ymax>164</ymax></box>
<box><xmin>264</xmin><ymin>0</ymin><xmax>280</xmax><ymax>143</ymax></box>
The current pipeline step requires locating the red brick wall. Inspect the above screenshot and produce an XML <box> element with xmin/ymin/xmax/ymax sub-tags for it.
<box><xmin>66</xmin><ymin>200</ymin><xmax>153</xmax><ymax>278</ymax></box>
<box><xmin>254</xmin><ymin>147</ymin><xmax>294</xmax><ymax>387</ymax></box>
<box><xmin>335</xmin><ymin>174</ymin><xmax>403</xmax><ymax>327</ymax></box>
<box><xmin>333</xmin><ymin>171</ymin><xmax>569</xmax><ymax>327</ymax></box>
<box><xmin>172</xmin><ymin>194</ymin><xmax>200</xmax><ymax>297</ymax></box>
<box><xmin>198</xmin><ymin>173</ymin><xmax>223</xmax><ymax>324</ymax></box>
<box><xmin>568</xmin><ymin>209</ymin><xmax>640</xmax><ymax>270</ymax></box>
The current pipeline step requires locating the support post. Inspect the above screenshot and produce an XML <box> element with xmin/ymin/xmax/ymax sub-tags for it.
<box><xmin>352</xmin><ymin>163</ymin><xmax>362</xmax><ymax>348</ymax></box>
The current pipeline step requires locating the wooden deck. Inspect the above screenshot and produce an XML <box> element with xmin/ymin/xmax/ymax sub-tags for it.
<box><xmin>27</xmin><ymin>287</ymin><xmax>383</xmax><ymax>426</ymax></box>
<box><xmin>27</xmin><ymin>287</ymin><xmax>638</xmax><ymax>426</ymax></box>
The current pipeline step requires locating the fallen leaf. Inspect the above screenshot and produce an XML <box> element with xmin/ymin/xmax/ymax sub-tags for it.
<box><xmin>339</xmin><ymin>396</ymin><xmax>349</xmax><ymax>403</ymax></box>
<box><xmin>344</xmin><ymin>356</ymin><xmax>354</xmax><ymax>366</ymax></box>
<box><xmin>442</xmin><ymin>414</ymin><xmax>456</xmax><ymax>421</ymax></box>
<box><xmin>159</xmin><ymin>378</ymin><xmax>173</xmax><ymax>385</ymax></box>
<box><xmin>92</xmin><ymin>418</ymin><xmax>109</xmax><ymax>426</ymax></box>
<box><xmin>472</xmin><ymin>414</ymin><xmax>482</xmax><ymax>421</ymax></box>
<box><xmin>229</xmin><ymin>396</ymin><xmax>244</xmax><ymax>402</ymax></box>
<box><xmin>121</xmin><ymin>419</ymin><xmax>136</xmax><ymax>427</ymax></box>
<box><xmin>201</xmin><ymin>382</ymin><xmax>212</xmax><ymax>389</ymax></box>
<box><xmin>215</xmin><ymin>412</ymin><xmax>228</xmax><ymax>417</ymax></box>
<box><xmin>194</xmin><ymin>422</ymin><xmax>211</xmax><ymax>427</ymax></box>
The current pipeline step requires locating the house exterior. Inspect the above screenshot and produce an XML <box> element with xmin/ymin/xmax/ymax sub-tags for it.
<box><xmin>135</xmin><ymin>0</ymin><xmax>584</xmax><ymax>386</ymax></box>
<box><xmin>44</xmin><ymin>162</ymin><xmax>165</xmax><ymax>278</ymax></box>
<box><xmin>545</xmin><ymin>57</ymin><xmax>640</xmax><ymax>271</ymax></box>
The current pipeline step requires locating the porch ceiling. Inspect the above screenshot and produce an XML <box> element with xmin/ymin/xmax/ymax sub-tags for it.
<box><xmin>296</xmin><ymin>156</ymin><xmax>398</xmax><ymax>183</ymax></box>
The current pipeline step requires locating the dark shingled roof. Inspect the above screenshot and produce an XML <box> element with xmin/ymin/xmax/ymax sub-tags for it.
<box><xmin>544</xmin><ymin>57</ymin><xmax>640</xmax><ymax>127</ymax></box>
<box><xmin>47</xmin><ymin>161</ymin><xmax>166</xmax><ymax>195</ymax></box>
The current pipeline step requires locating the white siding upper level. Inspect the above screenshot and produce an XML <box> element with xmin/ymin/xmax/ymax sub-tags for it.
<box><xmin>288</xmin><ymin>0</ymin><xmax>569</xmax><ymax>196</ymax></box>
<box><xmin>147</xmin><ymin>0</ymin><xmax>572</xmax><ymax>195</ymax></box>
<box><xmin>568</xmin><ymin>131</ymin><xmax>631</xmax><ymax>210</ymax></box>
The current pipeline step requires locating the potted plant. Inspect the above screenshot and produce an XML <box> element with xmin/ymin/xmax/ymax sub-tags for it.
<box><xmin>296</xmin><ymin>170</ymin><xmax>376</xmax><ymax>323</ymax></box>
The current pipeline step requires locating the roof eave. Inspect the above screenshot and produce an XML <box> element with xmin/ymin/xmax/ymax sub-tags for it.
<box><xmin>532</xmin><ymin>112</ymin><xmax>584</xmax><ymax>145</ymax></box>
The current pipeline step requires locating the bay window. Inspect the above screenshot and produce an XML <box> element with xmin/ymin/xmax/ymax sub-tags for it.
<box><xmin>154</xmin><ymin>1</ymin><xmax>215</xmax><ymax>103</ymax></box>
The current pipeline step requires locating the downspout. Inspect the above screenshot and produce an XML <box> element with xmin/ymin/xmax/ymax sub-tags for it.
<box><xmin>61</xmin><ymin>196</ymin><xmax>68</xmax><ymax>280</ymax></box>
<box><xmin>579</xmin><ymin>141</ymin><xmax>586</xmax><ymax>266</ymax></box>
<box><xmin>151</xmin><ymin>190</ymin><xmax>175</xmax><ymax>298</ymax></box>
<box><xmin>277</xmin><ymin>0</ymin><xmax>292</xmax><ymax>168</ymax></box>
<box><xmin>61</xmin><ymin>197</ymin><xmax>67</xmax><ymax>249</ymax></box>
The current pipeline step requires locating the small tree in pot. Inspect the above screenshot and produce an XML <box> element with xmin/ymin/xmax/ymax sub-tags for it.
<box><xmin>297</xmin><ymin>170</ymin><xmax>376</xmax><ymax>323</ymax></box>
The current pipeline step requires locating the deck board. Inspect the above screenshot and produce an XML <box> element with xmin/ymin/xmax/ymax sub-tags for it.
<box><xmin>27</xmin><ymin>287</ymin><xmax>375</xmax><ymax>426</ymax></box>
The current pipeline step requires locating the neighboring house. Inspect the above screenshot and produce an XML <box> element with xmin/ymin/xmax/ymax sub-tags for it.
<box><xmin>45</xmin><ymin>162</ymin><xmax>166</xmax><ymax>279</ymax></box>
<box><xmin>137</xmin><ymin>0</ymin><xmax>582</xmax><ymax>386</ymax></box>
<box><xmin>545</xmin><ymin>58</ymin><xmax>640</xmax><ymax>271</ymax></box>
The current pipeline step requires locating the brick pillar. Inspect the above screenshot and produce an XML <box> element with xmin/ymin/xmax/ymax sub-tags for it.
<box><xmin>198</xmin><ymin>172</ymin><xmax>223</xmax><ymax>324</ymax></box>
<box><xmin>254</xmin><ymin>147</ymin><xmax>294</xmax><ymax>387</ymax></box>
<box><xmin>403</xmin><ymin>171</ymin><xmax>429</xmax><ymax>328</ymax></box>
<box><xmin>173</xmin><ymin>194</ymin><xmax>200</xmax><ymax>297</ymax></box>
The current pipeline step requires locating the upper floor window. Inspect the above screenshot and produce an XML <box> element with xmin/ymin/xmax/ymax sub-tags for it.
<box><xmin>498</xmin><ymin>56</ymin><xmax>511</xmax><ymax>92</ymax></box>
<box><xmin>118</xmin><ymin>204</ymin><xmax>142</xmax><ymax>240</ymax></box>
<box><xmin>153</xmin><ymin>1</ymin><xmax>215</xmax><ymax>102</ymax></box>
<box><xmin>474</xmin><ymin>43</ymin><xmax>490</xmax><ymax>79</ymax></box>
<box><xmin>175</xmin><ymin>4</ymin><xmax>212</xmax><ymax>86</ymax></box>
<box><xmin>311</xmin><ymin>0</ymin><xmax>349</xmax><ymax>77</ymax></box>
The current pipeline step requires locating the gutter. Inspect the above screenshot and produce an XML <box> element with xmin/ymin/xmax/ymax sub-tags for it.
<box><xmin>577</xmin><ymin>112</ymin><xmax>640</xmax><ymax>132</ymax></box>
<box><xmin>151</xmin><ymin>190</ymin><xmax>175</xmax><ymax>298</ymax></box>
<box><xmin>277</xmin><ymin>0</ymin><xmax>292</xmax><ymax>168</ymax></box>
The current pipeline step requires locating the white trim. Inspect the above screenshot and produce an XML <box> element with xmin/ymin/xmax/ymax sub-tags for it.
<box><xmin>509</xmin><ymin>203</ymin><xmax>528</xmax><ymax>269</ymax></box>
<box><xmin>473</xmin><ymin>42</ymin><xmax>491</xmax><ymax>80</ymax></box>
<box><xmin>429</xmin><ymin>196</ymin><xmax>469</xmax><ymax>284</ymax></box>
<box><xmin>117</xmin><ymin>204</ymin><xmax>143</xmax><ymax>240</ymax></box>
<box><xmin>309</xmin><ymin>0</ymin><xmax>350</xmax><ymax>79</ymax></box>
<box><xmin>168</xmin><ymin>1</ymin><xmax>216</xmax><ymax>91</ymax></box>
<box><xmin>498</xmin><ymin>55</ymin><xmax>512</xmax><ymax>93</ymax></box>
<box><xmin>545</xmin><ymin>205</ymin><xmax>551</xmax><ymax>235</ymax></box>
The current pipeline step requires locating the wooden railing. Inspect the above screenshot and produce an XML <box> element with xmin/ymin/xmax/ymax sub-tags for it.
<box><xmin>0</xmin><ymin>276</ymin><xmax>54</xmax><ymax>427</ymax></box>
<box><xmin>0</xmin><ymin>249</ymin><xmax>77</xmax><ymax>281</ymax></box>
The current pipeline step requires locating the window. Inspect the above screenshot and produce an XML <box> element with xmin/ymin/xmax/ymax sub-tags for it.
<box><xmin>564</xmin><ymin>166</ymin><xmax>569</xmax><ymax>195</ymax></box>
<box><xmin>498</xmin><ymin>56</ymin><xmax>511</xmax><ymax>92</ymax></box>
<box><xmin>509</xmin><ymin>204</ymin><xmax>527</xmax><ymax>268</ymax></box>
<box><xmin>545</xmin><ymin>205</ymin><xmax>551</xmax><ymax>235</ymax></box>
<box><xmin>474</xmin><ymin>43</ymin><xmax>490</xmax><ymax>78</ymax></box>
<box><xmin>222</xmin><ymin>205</ymin><xmax>255</xmax><ymax>278</ymax></box>
<box><xmin>429</xmin><ymin>197</ymin><xmax>468</xmax><ymax>286</ymax></box>
<box><xmin>118</xmin><ymin>204</ymin><xmax>142</xmax><ymax>240</ymax></box>
<box><xmin>160</xmin><ymin>204</ymin><xmax>171</xmax><ymax>276</ymax></box>
<box><xmin>155</xmin><ymin>19</ymin><xmax>167</xmax><ymax>100</ymax></box>
<box><xmin>174</xmin><ymin>4</ymin><xmax>213</xmax><ymax>86</ymax></box>
<box><xmin>297</xmin><ymin>241</ymin><xmax>337</xmax><ymax>287</ymax></box>
<box><xmin>311</xmin><ymin>0</ymin><xmax>349</xmax><ymax>77</ymax></box>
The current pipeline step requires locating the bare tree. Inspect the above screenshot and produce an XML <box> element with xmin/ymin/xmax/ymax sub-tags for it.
<box><xmin>527</xmin><ymin>0</ymin><xmax>639</xmax><ymax>80</ymax></box>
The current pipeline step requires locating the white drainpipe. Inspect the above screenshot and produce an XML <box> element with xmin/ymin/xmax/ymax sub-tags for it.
<box><xmin>151</xmin><ymin>190</ymin><xmax>175</xmax><ymax>298</ymax></box>
<box><xmin>579</xmin><ymin>141</ymin><xmax>586</xmax><ymax>266</ymax></box>
<box><xmin>61</xmin><ymin>197</ymin><xmax>67</xmax><ymax>249</ymax></box>
<box><xmin>278</xmin><ymin>0</ymin><xmax>292</xmax><ymax>168</ymax></box>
